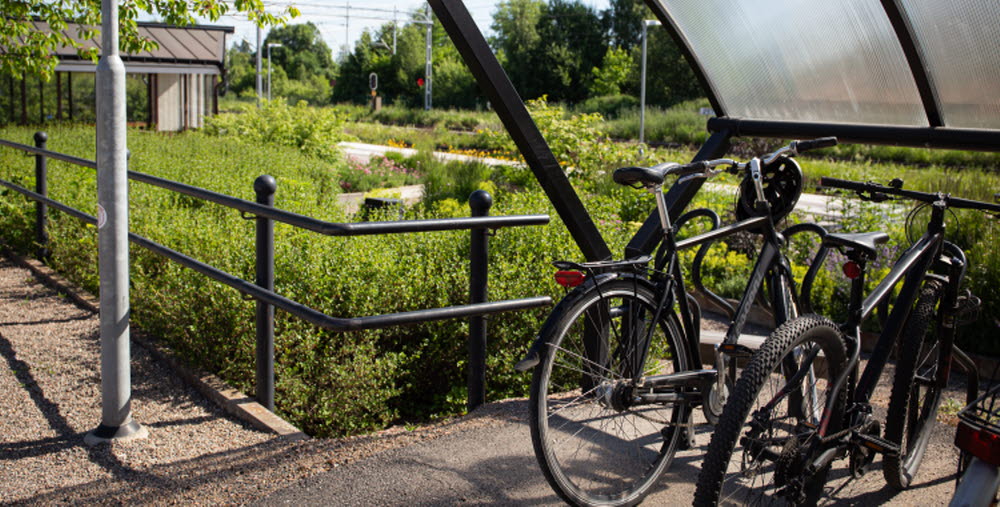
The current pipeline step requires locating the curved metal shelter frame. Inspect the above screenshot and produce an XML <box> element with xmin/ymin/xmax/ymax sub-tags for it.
<box><xmin>427</xmin><ymin>0</ymin><xmax>999</xmax><ymax>260</ymax></box>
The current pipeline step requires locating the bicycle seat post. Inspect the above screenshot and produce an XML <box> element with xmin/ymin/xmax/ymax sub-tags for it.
<box><xmin>653</xmin><ymin>184</ymin><xmax>672</xmax><ymax>236</ymax></box>
<box><xmin>845</xmin><ymin>255</ymin><xmax>867</xmax><ymax>331</ymax></box>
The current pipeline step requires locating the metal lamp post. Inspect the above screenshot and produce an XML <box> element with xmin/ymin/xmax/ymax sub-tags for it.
<box><xmin>267</xmin><ymin>43</ymin><xmax>283</xmax><ymax>101</ymax></box>
<box><xmin>85</xmin><ymin>0</ymin><xmax>146</xmax><ymax>445</ymax></box>
<box><xmin>640</xmin><ymin>19</ymin><xmax>661</xmax><ymax>148</ymax></box>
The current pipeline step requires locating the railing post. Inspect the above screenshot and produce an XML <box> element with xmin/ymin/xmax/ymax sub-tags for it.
<box><xmin>33</xmin><ymin>131</ymin><xmax>48</xmax><ymax>260</ymax></box>
<box><xmin>254</xmin><ymin>175</ymin><xmax>277</xmax><ymax>411</ymax></box>
<box><xmin>467</xmin><ymin>190</ymin><xmax>491</xmax><ymax>411</ymax></box>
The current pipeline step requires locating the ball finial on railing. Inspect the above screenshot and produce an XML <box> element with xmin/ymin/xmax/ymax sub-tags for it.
<box><xmin>254</xmin><ymin>174</ymin><xmax>277</xmax><ymax>197</ymax></box>
<box><xmin>469</xmin><ymin>189</ymin><xmax>493</xmax><ymax>215</ymax></box>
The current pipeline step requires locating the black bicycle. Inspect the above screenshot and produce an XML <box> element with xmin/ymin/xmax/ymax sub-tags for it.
<box><xmin>515</xmin><ymin>138</ymin><xmax>837</xmax><ymax>506</ymax></box>
<box><xmin>694</xmin><ymin>177</ymin><xmax>1000</xmax><ymax>506</ymax></box>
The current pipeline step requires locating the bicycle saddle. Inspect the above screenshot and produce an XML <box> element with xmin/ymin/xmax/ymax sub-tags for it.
<box><xmin>822</xmin><ymin>231</ymin><xmax>889</xmax><ymax>259</ymax></box>
<box><xmin>613</xmin><ymin>163</ymin><xmax>679</xmax><ymax>187</ymax></box>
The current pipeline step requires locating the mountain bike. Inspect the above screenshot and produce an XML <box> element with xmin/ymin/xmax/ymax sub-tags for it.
<box><xmin>694</xmin><ymin>177</ymin><xmax>1000</xmax><ymax>506</ymax></box>
<box><xmin>515</xmin><ymin>138</ymin><xmax>838</xmax><ymax>506</ymax></box>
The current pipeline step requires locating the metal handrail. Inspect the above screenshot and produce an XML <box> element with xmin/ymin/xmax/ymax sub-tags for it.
<box><xmin>0</xmin><ymin>178</ymin><xmax>552</xmax><ymax>331</ymax></box>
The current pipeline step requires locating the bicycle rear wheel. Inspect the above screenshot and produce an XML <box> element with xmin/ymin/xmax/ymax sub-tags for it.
<box><xmin>883</xmin><ymin>279</ymin><xmax>946</xmax><ymax>489</ymax></box>
<box><xmin>694</xmin><ymin>315</ymin><xmax>848</xmax><ymax>506</ymax></box>
<box><xmin>530</xmin><ymin>277</ymin><xmax>690</xmax><ymax>506</ymax></box>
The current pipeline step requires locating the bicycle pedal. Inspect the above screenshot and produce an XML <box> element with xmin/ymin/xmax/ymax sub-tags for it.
<box><xmin>852</xmin><ymin>431</ymin><xmax>900</xmax><ymax>457</ymax></box>
<box><xmin>718</xmin><ymin>343</ymin><xmax>755</xmax><ymax>358</ymax></box>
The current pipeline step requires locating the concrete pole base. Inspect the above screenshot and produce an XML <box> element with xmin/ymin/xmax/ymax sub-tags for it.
<box><xmin>84</xmin><ymin>420</ymin><xmax>149</xmax><ymax>446</ymax></box>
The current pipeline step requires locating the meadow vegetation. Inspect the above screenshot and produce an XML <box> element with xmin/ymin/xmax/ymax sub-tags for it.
<box><xmin>0</xmin><ymin>99</ymin><xmax>998</xmax><ymax>437</ymax></box>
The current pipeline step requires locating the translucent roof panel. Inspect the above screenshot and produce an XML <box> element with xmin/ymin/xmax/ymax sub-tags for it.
<box><xmin>901</xmin><ymin>0</ymin><xmax>1000</xmax><ymax>129</ymax></box>
<box><xmin>651</xmin><ymin>0</ymin><xmax>929</xmax><ymax>126</ymax></box>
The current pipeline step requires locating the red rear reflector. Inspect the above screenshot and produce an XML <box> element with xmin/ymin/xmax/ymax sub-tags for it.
<box><xmin>842</xmin><ymin>261</ymin><xmax>862</xmax><ymax>279</ymax></box>
<box><xmin>554</xmin><ymin>271</ymin><xmax>586</xmax><ymax>287</ymax></box>
<box><xmin>956</xmin><ymin>420</ymin><xmax>1000</xmax><ymax>466</ymax></box>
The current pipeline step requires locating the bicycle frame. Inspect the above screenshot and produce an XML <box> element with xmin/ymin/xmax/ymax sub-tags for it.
<box><xmin>794</xmin><ymin>203</ymin><xmax>973</xmax><ymax>471</ymax></box>
<box><xmin>635</xmin><ymin>189</ymin><xmax>811</xmax><ymax>412</ymax></box>
<box><xmin>653</xmin><ymin>213</ymin><xmax>772</xmax><ymax>370</ymax></box>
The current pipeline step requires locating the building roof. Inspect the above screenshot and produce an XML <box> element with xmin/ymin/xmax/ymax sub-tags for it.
<box><xmin>647</xmin><ymin>0</ymin><xmax>1000</xmax><ymax>132</ymax></box>
<box><xmin>35</xmin><ymin>20</ymin><xmax>234</xmax><ymax>75</ymax></box>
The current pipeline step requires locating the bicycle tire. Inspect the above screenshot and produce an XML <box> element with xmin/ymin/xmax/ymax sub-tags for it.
<box><xmin>530</xmin><ymin>277</ymin><xmax>690</xmax><ymax>506</ymax></box>
<box><xmin>694</xmin><ymin>315</ymin><xmax>848</xmax><ymax>506</ymax></box>
<box><xmin>883</xmin><ymin>279</ymin><xmax>946</xmax><ymax>490</ymax></box>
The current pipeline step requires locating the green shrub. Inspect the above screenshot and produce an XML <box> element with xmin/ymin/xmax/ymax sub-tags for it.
<box><xmin>576</xmin><ymin>94</ymin><xmax>639</xmax><ymax>120</ymax></box>
<box><xmin>600</xmin><ymin>98</ymin><xmax>711</xmax><ymax>145</ymax></box>
<box><xmin>204</xmin><ymin>100</ymin><xmax>352</xmax><ymax>162</ymax></box>
<box><xmin>0</xmin><ymin>124</ymin><xmax>642</xmax><ymax>435</ymax></box>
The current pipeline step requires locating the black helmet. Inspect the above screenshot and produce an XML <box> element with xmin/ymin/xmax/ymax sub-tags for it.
<box><xmin>735</xmin><ymin>157</ymin><xmax>803</xmax><ymax>227</ymax></box>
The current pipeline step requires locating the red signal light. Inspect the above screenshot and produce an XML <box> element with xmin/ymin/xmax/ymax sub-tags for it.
<box><xmin>842</xmin><ymin>261</ymin><xmax>862</xmax><ymax>279</ymax></box>
<box><xmin>554</xmin><ymin>271</ymin><xmax>585</xmax><ymax>288</ymax></box>
<box><xmin>417</xmin><ymin>77</ymin><xmax>425</xmax><ymax>87</ymax></box>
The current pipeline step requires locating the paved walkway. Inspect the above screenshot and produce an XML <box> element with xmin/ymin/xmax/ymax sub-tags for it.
<box><xmin>0</xmin><ymin>254</ymin><xmax>969</xmax><ymax>505</ymax></box>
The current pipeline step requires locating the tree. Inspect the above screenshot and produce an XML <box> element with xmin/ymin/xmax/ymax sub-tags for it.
<box><xmin>490</xmin><ymin>0</ymin><xmax>544</xmax><ymax>98</ymax></box>
<box><xmin>263</xmin><ymin>22</ymin><xmax>336</xmax><ymax>81</ymax></box>
<box><xmin>589</xmin><ymin>46</ymin><xmax>633</xmax><ymax>96</ymax></box>
<box><xmin>1</xmin><ymin>0</ymin><xmax>296</xmax><ymax>80</ymax></box>
<box><xmin>603</xmin><ymin>0</ymin><xmax>646</xmax><ymax>50</ymax></box>
<box><xmin>640</xmin><ymin>28</ymin><xmax>702</xmax><ymax>106</ymax></box>
<box><xmin>534</xmin><ymin>0</ymin><xmax>606</xmax><ymax>103</ymax></box>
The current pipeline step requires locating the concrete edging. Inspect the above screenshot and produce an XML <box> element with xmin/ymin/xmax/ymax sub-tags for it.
<box><xmin>4</xmin><ymin>249</ymin><xmax>308</xmax><ymax>441</ymax></box>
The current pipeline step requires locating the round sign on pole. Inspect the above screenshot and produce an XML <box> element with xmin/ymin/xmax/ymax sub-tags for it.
<box><xmin>369</xmin><ymin>72</ymin><xmax>378</xmax><ymax>91</ymax></box>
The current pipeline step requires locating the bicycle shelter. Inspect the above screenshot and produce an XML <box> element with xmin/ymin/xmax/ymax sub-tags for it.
<box><xmin>427</xmin><ymin>0</ymin><xmax>1000</xmax><ymax>259</ymax></box>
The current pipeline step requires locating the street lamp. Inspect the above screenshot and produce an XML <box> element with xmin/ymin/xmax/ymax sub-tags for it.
<box><xmin>267</xmin><ymin>43</ymin><xmax>283</xmax><ymax>101</ymax></box>
<box><xmin>640</xmin><ymin>19</ymin><xmax>661</xmax><ymax>149</ymax></box>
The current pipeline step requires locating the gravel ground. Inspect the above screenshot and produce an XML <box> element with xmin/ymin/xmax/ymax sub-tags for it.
<box><xmin>0</xmin><ymin>255</ymin><xmax>977</xmax><ymax>505</ymax></box>
<box><xmin>0</xmin><ymin>258</ymin><xmax>521</xmax><ymax>505</ymax></box>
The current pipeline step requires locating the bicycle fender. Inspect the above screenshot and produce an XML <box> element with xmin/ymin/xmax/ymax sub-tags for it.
<box><xmin>514</xmin><ymin>272</ymin><xmax>650</xmax><ymax>372</ymax></box>
<box><xmin>950</xmin><ymin>457</ymin><xmax>1000</xmax><ymax>507</ymax></box>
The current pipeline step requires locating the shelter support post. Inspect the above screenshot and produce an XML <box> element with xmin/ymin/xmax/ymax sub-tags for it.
<box><xmin>56</xmin><ymin>73</ymin><xmax>62</xmax><ymax>120</ymax></box>
<box><xmin>34</xmin><ymin>132</ymin><xmax>48</xmax><ymax>260</ymax></box>
<box><xmin>20</xmin><ymin>77</ymin><xmax>26</xmax><ymax>125</ymax></box>
<box><xmin>38</xmin><ymin>78</ymin><xmax>43</xmax><ymax>124</ymax></box>
<box><xmin>146</xmin><ymin>74</ymin><xmax>153</xmax><ymax>129</ymax></box>
<box><xmin>67</xmin><ymin>73</ymin><xmax>73</xmax><ymax>121</ymax></box>
<box><xmin>428</xmin><ymin>0</ymin><xmax>611</xmax><ymax>262</ymax></box>
<box><xmin>254</xmin><ymin>175</ymin><xmax>276</xmax><ymax>412</ymax></box>
<box><xmin>85</xmin><ymin>0</ymin><xmax>147</xmax><ymax>445</ymax></box>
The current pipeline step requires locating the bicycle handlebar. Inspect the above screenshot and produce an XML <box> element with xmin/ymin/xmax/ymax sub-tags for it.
<box><xmin>614</xmin><ymin>137</ymin><xmax>839</xmax><ymax>188</ymax></box>
<box><xmin>679</xmin><ymin>137</ymin><xmax>838</xmax><ymax>176</ymax></box>
<box><xmin>820</xmin><ymin>177</ymin><xmax>1000</xmax><ymax>213</ymax></box>
<box><xmin>794</xmin><ymin>137</ymin><xmax>838</xmax><ymax>154</ymax></box>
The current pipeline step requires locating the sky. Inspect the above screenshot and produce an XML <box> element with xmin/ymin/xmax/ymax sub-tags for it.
<box><xmin>192</xmin><ymin>0</ymin><xmax>611</xmax><ymax>59</ymax></box>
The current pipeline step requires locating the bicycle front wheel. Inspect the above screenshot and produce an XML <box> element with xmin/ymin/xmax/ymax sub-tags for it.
<box><xmin>884</xmin><ymin>279</ymin><xmax>946</xmax><ymax>489</ymax></box>
<box><xmin>530</xmin><ymin>278</ymin><xmax>690</xmax><ymax>506</ymax></box>
<box><xmin>694</xmin><ymin>315</ymin><xmax>848</xmax><ymax>506</ymax></box>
